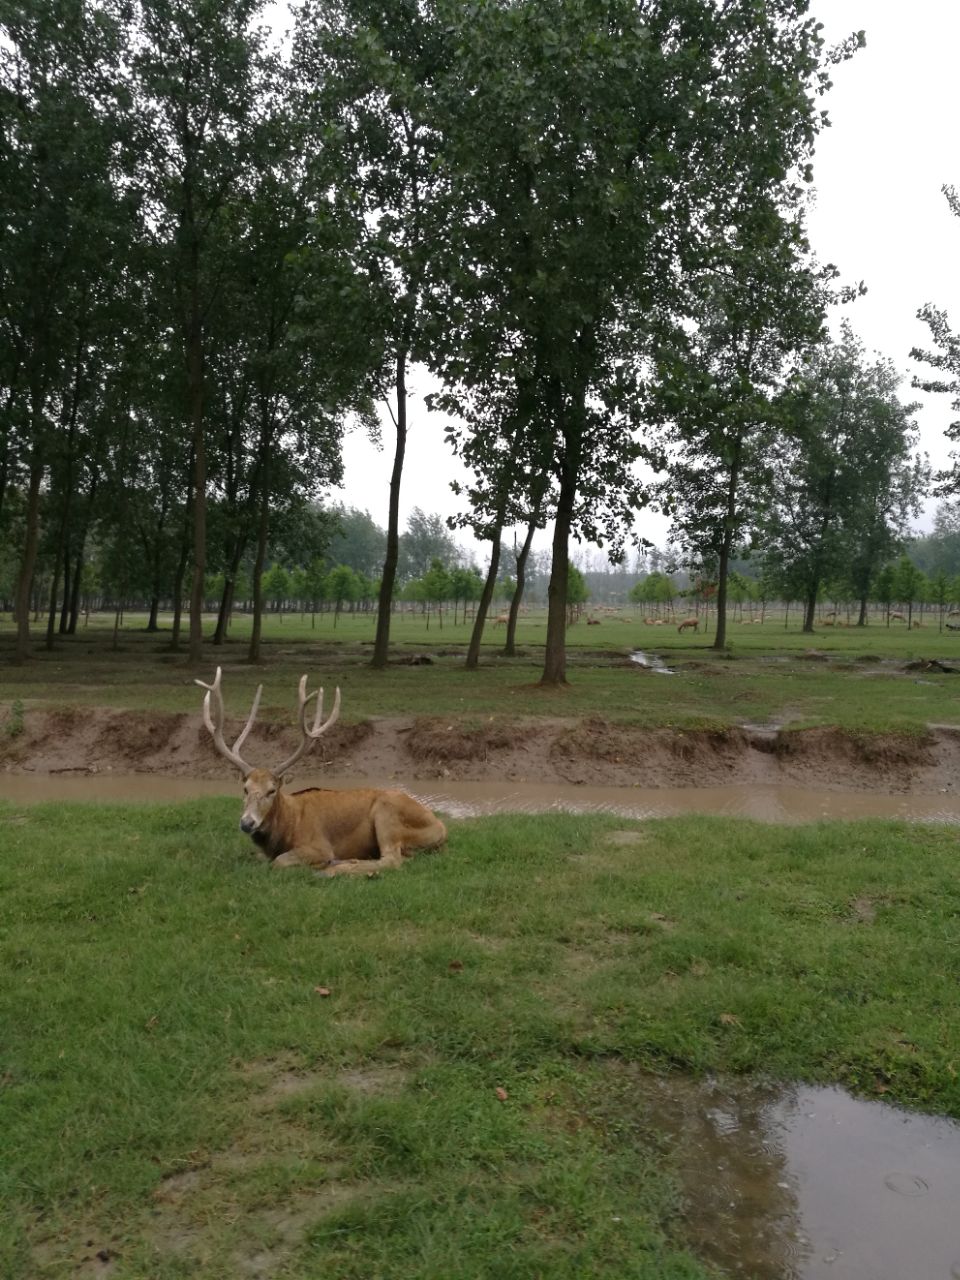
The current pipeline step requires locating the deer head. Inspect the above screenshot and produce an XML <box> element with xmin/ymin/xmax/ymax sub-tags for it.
<box><xmin>196</xmin><ymin>668</ymin><xmax>341</xmax><ymax>833</ymax></box>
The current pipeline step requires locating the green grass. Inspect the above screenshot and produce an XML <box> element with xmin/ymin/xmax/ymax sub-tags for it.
<box><xmin>4</xmin><ymin>607</ymin><xmax>960</xmax><ymax>732</ymax></box>
<box><xmin>3</xmin><ymin>801</ymin><xmax>960</xmax><ymax>1277</ymax></box>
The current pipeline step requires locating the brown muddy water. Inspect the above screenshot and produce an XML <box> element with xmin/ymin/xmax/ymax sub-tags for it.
<box><xmin>645</xmin><ymin>1074</ymin><xmax>960</xmax><ymax>1279</ymax></box>
<box><xmin>5</xmin><ymin>772</ymin><xmax>960</xmax><ymax>823</ymax></box>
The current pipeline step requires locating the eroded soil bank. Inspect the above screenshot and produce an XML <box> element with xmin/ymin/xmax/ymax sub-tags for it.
<box><xmin>3</xmin><ymin>705</ymin><xmax>959</xmax><ymax>796</ymax></box>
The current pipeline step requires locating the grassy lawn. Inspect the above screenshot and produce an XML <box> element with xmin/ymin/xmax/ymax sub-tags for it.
<box><xmin>3</xmin><ymin>800</ymin><xmax>960</xmax><ymax>1277</ymax></box>
<box><xmin>3</xmin><ymin>608</ymin><xmax>960</xmax><ymax>733</ymax></box>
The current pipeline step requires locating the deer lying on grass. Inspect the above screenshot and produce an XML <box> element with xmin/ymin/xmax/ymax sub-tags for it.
<box><xmin>196</xmin><ymin>668</ymin><xmax>446</xmax><ymax>877</ymax></box>
<box><xmin>677</xmin><ymin>616</ymin><xmax>699</xmax><ymax>634</ymax></box>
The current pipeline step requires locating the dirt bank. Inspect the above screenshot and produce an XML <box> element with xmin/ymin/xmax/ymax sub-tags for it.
<box><xmin>2</xmin><ymin>706</ymin><xmax>958</xmax><ymax>795</ymax></box>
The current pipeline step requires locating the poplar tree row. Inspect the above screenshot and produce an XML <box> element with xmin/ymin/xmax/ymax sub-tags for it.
<box><xmin>4</xmin><ymin>0</ymin><xmax>889</xmax><ymax>679</ymax></box>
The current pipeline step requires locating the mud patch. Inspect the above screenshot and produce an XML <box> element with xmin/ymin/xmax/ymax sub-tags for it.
<box><xmin>405</xmin><ymin>715</ymin><xmax>534</xmax><ymax>765</ymax></box>
<box><xmin>339</xmin><ymin>1064</ymin><xmax>409</xmax><ymax>1095</ymax></box>
<box><xmin>5</xmin><ymin>708</ymin><xmax>960</xmax><ymax>797</ymax></box>
<box><xmin>774</xmin><ymin>726</ymin><xmax>935</xmax><ymax>773</ymax></box>
<box><xmin>604</xmin><ymin>829</ymin><xmax>650</xmax><ymax>847</ymax></box>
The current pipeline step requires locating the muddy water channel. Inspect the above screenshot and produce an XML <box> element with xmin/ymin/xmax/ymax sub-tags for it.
<box><xmin>645</xmin><ymin>1074</ymin><xmax>960</xmax><ymax>1279</ymax></box>
<box><xmin>6</xmin><ymin>772</ymin><xmax>960</xmax><ymax>823</ymax></box>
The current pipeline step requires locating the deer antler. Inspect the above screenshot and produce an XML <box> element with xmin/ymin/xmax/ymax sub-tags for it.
<box><xmin>273</xmin><ymin>675</ymin><xmax>342</xmax><ymax>777</ymax></box>
<box><xmin>194</xmin><ymin>667</ymin><xmax>262</xmax><ymax>776</ymax></box>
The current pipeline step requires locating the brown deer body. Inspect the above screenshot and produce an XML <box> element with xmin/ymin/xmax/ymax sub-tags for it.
<box><xmin>197</xmin><ymin>669</ymin><xmax>446</xmax><ymax>876</ymax></box>
<box><xmin>677</xmin><ymin>616</ymin><xmax>699</xmax><ymax>634</ymax></box>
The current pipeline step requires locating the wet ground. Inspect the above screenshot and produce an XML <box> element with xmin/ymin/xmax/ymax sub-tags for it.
<box><xmin>641</xmin><ymin>1074</ymin><xmax>960</xmax><ymax>1279</ymax></box>
<box><xmin>6</xmin><ymin>772</ymin><xmax>960</xmax><ymax>824</ymax></box>
<box><xmin>630</xmin><ymin>649</ymin><xmax>675</xmax><ymax>674</ymax></box>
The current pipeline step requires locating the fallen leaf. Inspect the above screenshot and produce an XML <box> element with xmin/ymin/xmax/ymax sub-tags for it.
<box><xmin>145</xmin><ymin>1015</ymin><xmax>159</xmax><ymax>1031</ymax></box>
<box><xmin>314</xmin><ymin>986</ymin><xmax>332</xmax><ymax>997</ymax></box>
<box><xmin>448</xmin><ymin>959</ymin><xmax>464</xmax><ymax>971</ymax></box>
<box><xmin>495</xmin><ymin>1086</ymin><xmax>508</xmax><ymax>1102</ymax></box>
<box><xmin>719</xmin><ymin>1012</ymin><xmax>741</xmax><ymax>1027</ymax></box>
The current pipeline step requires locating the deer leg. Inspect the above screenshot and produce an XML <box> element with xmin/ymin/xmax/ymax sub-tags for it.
<box><xmin>317</xmin><ymin>857</ymin><xmax>395</xmax><ymax>878</ymax></box>
<box><xmin>272</xmin><ymin>838</ymin><xmax>337</xmax><ymax>870</ymax></box>
<box><xmin>372</xmin><ymin>800</ymin><xmax>447</xmax><ymax>864</ymax></box>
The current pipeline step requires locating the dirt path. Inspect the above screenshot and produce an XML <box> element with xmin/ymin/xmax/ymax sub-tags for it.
<box><xmin>3</xmin><ymin>706</ymin><xmax>960</xmax><ymax>796</ymax></box>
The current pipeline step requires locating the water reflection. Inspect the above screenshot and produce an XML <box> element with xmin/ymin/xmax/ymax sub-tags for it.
<box><xmin>5</xmin><ymin>774</ymin><xmax>960</xmax><ymax>825</ymax></box>
<box><xmin>630</xmin><ymin>650</ymin><xmax>676</xmax><ymax>674</ymax></box>
<box><xmin>636</xmin><ymin>1075</ymin><xmax>960</xmax><ymax>1279</ymax></box>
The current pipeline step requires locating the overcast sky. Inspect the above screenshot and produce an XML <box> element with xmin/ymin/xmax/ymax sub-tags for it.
<box><xmin>321</xmin><ymin>0</ymin><xmax>960</xmax><ymax>560</ymax></box>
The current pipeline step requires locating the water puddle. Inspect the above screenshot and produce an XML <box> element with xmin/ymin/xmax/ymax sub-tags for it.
<box><xmin>631</xmin><ymin>650</ymin><xmax>675</xmax><ymax>674</ymax></box>
<box><xmin>638</xmin><ymin>1074</ymin><xmax>960</xmax><ymax>1279</ymax></box>
<box><xmin>5</xmin><ymin>774</ymin><xmax>960</xmax><ymax>824</ymax></box>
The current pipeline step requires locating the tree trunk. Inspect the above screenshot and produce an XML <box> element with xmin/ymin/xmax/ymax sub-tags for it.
<box><xmin>504</xmin><ymin>510</ymin><xmax>539</xmax><ymax>657</ymax></box>
<box><xmin>541</xmin><ymin>470</ymin><xmax>575</xmax><ymax>686</ymax></box>
<box><xmin>857</xmin><ymin>594</ymin><xmax>868</xmax><ymax>626</ymax></box>
<box><xmin>44</xmin><ymin>559</ymin><xmax>62</xmax><ymax>653</ymax></box>
<box><xmin>67</xmin><ymin>548</ymin><xmax>84</xmax><ymax>634</ymax></box>
<box><xmin>59</xmin><ymin>545</ymin><xmax>72</xmax><ymax>634</ymax></box>
<box><xmin>214</xmin><ymin>535</ymin><xmax>245</xmax><ymax>645</ymax></box>
<box><xmin>14</xmin><ymin>459</ymin><xmax>44</xmax><ymax>664</ymax></box>
<box><xmin>712</xmin><ymin>438</ymin><xmax>743</xmax><ymax>651</ymax></box>
<box><xmin>187</xmin><ymin>252</ymin><xmax>206</xmax><ymax>665</ymax></box>
<box><xmin>170</xmin><ymin>525</ymin><xmax>190</xmax><ymax>652</ymax></box>
<box><xmin>465</xmin><ymin>520</ymin><xmax>504</xmax><ymax>670</ymax></box>
<box><xmin>802</xmin><ymin>589</ymin><xmax>817</xmax><ymax>634</ymax></box>
<box><xmin>248</xmin><ymin>481</ymin><xmax>270</xmax><ymax>663</ymax></box>
<box><xmin>372</xmin><ymin>349</ymin><xmax>407</xmax><ymax>669</ymax></box>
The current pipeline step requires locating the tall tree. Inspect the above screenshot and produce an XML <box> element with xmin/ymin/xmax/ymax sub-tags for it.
<box><xmin>759</xmin><ymin>326</ymin><xmax>924</xmax><ymax>633</ymax></box>
<box><xmin>427</xmin><ymin>0</ymin><xmax>858</xmax><ymax>684</ymax></box>
<box><xmin>1</xmin><ymin>0</ymin><xmax>130</xmax><ymax>662</ymax></box>
<box><xmin>653</xmin><ymin>205</ymin><xmax>831</xmax><ymax>650</ymax></box>
<box><xmin>131</xmin><ymin>0</ymin><xmax>276</xmax><ymax>663</ymax></box>
<box><xmin>294</xmin><ymin>0</ymin><xmax>451</xmax><ymax>669</ymax></box>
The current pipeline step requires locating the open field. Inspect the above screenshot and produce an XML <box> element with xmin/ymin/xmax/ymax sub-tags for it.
<box><xmin>3</xmin><ymin>802</ymin><xmax>960</xmax><ymax>1278</ymax></box>
<box><xmin>3</xmin><ymin>609</ymin><xmax>960</xmax><ymax>738</ymax></box>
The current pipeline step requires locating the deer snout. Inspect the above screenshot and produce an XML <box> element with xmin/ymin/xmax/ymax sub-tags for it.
<box><xmin>240</xmin><ymin>817</ymin><xmax>257</xmax><ymax>834</ymax></box>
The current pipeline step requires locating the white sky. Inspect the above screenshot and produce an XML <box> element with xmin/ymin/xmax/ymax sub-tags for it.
<box><xmin>325</xmin><ymin>0</ymin><xmax>960</xmax><ymax>561</ymax></box>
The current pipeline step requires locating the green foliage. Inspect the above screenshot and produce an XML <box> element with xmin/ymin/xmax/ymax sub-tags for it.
<box><xmin>325</xmin><ymin>564</ymin><xmax>360</xmax><ymax>623</ymax></box>
<box><xmin>4</xmin><ymin>700</ymin><xmax>24</xmax><ymax>739</ymax></box>
<box><xmin>262</xmin><ymin>562</ymin><xmax>290</xmax><ymax>609</ymax></box>
<box><xmin>760</xmin><ymin>325</ymin><xmax>925</xmax><ymax>627</ymax></box>
<box><xmin>567</xmin><ymin>566</ymin><xmax>589</xmax><ymax>607</ymax></box>
<box><xmin>399</xmin><ymin>510</ymin><xmax>460</xmax><ymax>582</ymax></box>
<box><xmin>421</xmin><ymin>558</ymin><xmax>452</xmax><ymax>607</ymax></box>
<box><xmin>630</xmin><ymin>571</ymin><xmax>676</xmax><ymax>608</ymax></box>
<box><xmin>892</xmin><ymin>555</ymin><xmax>926</xmax><ymax>607</ymax></box>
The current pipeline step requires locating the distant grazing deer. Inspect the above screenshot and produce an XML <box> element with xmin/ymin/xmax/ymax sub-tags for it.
<box><xmin>677</xmin><ymin>616</ymin><xmax>699</xmax><ymax>634</ymax></box>
<box><xmin>890</xmin><ymin>611</ymin><xmax>907</xmax><ymax>623</ymax></box>
<box><xmin>196</xmin><ymin>668</ymin><xmax>446</xmax><ymax>876</ymax></box>
<box><xmin>492</xmin><ymin>614</ymin><xmax>509</xmax><ymax>627</ymax></box>
<box><xmin>586</xmin><ymin>617</ymin><xmax>601</xmax><ymax>626</ymax></box>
